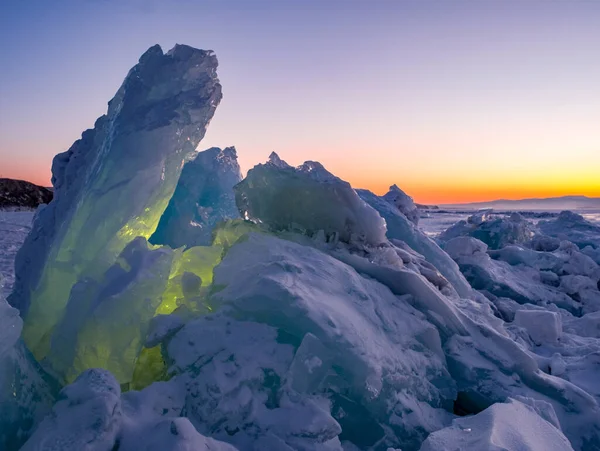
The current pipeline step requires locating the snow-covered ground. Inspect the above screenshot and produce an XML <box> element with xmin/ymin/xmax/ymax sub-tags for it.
<box><xmin>0</xmin><ymin>210</ymin><xmax>33</xmax><ymax>298</ymax></box>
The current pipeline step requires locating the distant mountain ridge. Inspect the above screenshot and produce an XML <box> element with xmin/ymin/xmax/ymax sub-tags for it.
<box><xmin>0</xmin><ymin>178</ymin><xmax>53</xmax><ymax>209</ymax></box>
<box><xmin>442</xmin><ymin>195</ymin><xmax>600</xmax><ymax>211</ymax></box>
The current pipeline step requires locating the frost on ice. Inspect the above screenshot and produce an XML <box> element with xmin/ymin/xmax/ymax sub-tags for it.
<box><xmin>3</xmin><ymin>43</ymin><xmax>600</xmax><ymax>451</ymax></box>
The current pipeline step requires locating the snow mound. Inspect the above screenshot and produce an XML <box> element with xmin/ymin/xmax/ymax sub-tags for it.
<box><xmin>234</xmin><ymin>153</ymin><xmax>387</xmax><ymax>246</ymax></box>
<box><xmin>419</xmin><ymin>398</ymin><xmax>574</xmax><ymax>451</ymax></box>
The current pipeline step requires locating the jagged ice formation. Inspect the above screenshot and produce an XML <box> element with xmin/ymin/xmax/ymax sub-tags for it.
<box><xmin>3</xmin><ymin>44</ymin><xmax>600</xmax><ymax>451</ymax></box>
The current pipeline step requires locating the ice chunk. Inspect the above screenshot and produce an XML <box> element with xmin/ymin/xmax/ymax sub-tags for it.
<box><xmin>514</xmin><ymin>310</ymin><xmax>562</xmax><ymax>345</ymax></box>
<box><xmin>419</xmin><ymin>398</ymin><xmax>574</xmax><ymax>451</ymax></box>
<box><xmin>444</xmin><ymin>235</ymin><xmax>488</xmax><ymax>258</ymax></box>
<box><xmin>9</xmin><ymin>44</ymin><xmax>222</xmax><ymax>364</ymax></box>
<box><xmin>234</xmin><ymin>154</ymin><xmax>386</xmax><ymax>246</ymax></box>
<box><xmin>382</xmin><ymin>184</ymin><xmax>419</xmax><ymax>225</ymax></box>
<box><xmin>150</xmin><ymin>146</ymin><xmax>242</xmax><ymax>248</ymax></box>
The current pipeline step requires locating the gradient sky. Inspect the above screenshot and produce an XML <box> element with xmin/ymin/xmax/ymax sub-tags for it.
<box><xmin>1</xmin><ymin>0</ymin><xmax>599</xmax><ymax>204</ymax></box>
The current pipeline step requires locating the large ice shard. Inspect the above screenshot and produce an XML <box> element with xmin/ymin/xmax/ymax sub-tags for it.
<box><xmin>234</xmin><ymin>153</ymin><xmax>387</xmax><ymax>246</ymax></box>
<box><xmin>9</xmin><ymin>44</ymin><xmax>222</xmax><ymax>362</ymax></box>
<box><xmin>150</xmin><ymin>146</ymin><xmax>242</xmax><ymax>248</ymax></box>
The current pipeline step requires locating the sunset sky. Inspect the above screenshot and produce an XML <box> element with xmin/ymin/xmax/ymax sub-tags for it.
<box><xmin>1</xmin><ymin>1</ymin><xmax>599</xmax><ymax>204</ymax></box>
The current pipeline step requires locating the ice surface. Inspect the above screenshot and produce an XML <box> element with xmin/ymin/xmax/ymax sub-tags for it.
<box><xmin>419</xmin><ymin>398</ymin><xmax>574</xmax><ymax>451</ymax></box>
<box><xmin>9</xmin><ymin>44</ymin><xmax>222</xmax><ymax>365</ymax></box>
<box><xmin>150</xmin><ymin>146</ymin><xmax>242</xmax><ymax>248</ymax></box>
<box><xmin>234</xmin><ymin>153</ymin><xmax>387</xmax><ymax>246</ymax></box>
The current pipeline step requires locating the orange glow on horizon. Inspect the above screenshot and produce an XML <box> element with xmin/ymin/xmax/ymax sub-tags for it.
<box><xmin>4</xmin><ymin>149</ymin><xmax>600</xmax><ymax>205</ymax></box>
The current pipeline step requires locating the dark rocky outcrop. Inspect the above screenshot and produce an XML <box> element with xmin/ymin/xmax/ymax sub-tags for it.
<box><xmin>0</xmin><ymin>178</ymin><xmax>53</xmax><ymax>209</ymax></box>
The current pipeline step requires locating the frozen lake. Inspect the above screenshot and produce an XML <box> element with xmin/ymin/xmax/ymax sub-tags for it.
<box><xmin>0</xmin><ymin>210</ymin><xmax>34</xmax><ymax>298</ymax></box>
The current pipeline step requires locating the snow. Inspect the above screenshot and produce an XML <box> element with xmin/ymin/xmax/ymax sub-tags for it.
<box><xmin>419</xmin><ymin>398</ymin><xmax>574</xmax><ymax>451</ymax></box>
<box><xmin>21</xmin><ymin>368</ymin><xmax>237</xmax><ymax>451</ymax></box>
<box><xmin>513</xmin><ymin>310</ymin><xmax>562</xmax><ymax>345</ymax></box>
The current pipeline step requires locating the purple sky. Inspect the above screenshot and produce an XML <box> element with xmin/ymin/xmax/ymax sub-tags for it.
<box><xmin>1</xmin><ymin>1</ymin><xmax>599</xmax><ymax>203</ymax></box>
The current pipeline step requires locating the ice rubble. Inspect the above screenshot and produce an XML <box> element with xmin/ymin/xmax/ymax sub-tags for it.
<box><xmin>3</xmin><ymin>44</ymin><xmax>600</xmax><ymax>451</ymax></box>
<box><xmin>539</xmin><ymin>211</ymin><xmax>600</xmax><ymax>263</ymax></box>
<box><xmin>150</xmin><ymin>146</ymin><xmax>242</xmax><ymax>248</ymax></box>
<box><xmin>439</xmin><ymin>211</ymin><xmax>535</xmax><ymax>250</ymax></box>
